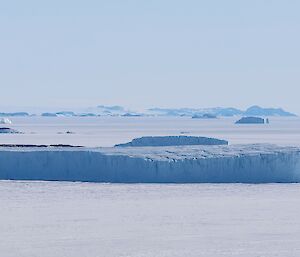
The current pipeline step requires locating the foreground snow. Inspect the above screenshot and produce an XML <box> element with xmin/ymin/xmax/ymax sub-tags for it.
<box><xmin>1</xmin><ymin>144</ymin><xmax>300</xmax><ymax>183</ymax></box>
<box><xmin>1</xmin><ymin>182</ymin><xmax>300</xmax><ymax>257</ymax></box>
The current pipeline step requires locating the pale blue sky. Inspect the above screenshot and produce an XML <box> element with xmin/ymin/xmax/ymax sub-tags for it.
<box><xmin>1</xmin><ymin>0</ymin><xmax>299</xmax><ymax>112</ymax></box>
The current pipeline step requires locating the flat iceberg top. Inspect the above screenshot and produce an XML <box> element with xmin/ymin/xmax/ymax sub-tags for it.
<box><xmin>96</xmin><ymin>144</ymin><xmax>300</xmax><ymax>161</ymax></box>
<box><xmin>235</xmin><ymin>117</ymin><xmax>265</xmax><ymax>124</ymax></box>
<box><xmin>1</xmin><ymin>144</ymin><xmax>299</xmax><ymax>161</ymax></box>
<box><xmin>115</xmin><ymin>136</ymin><xmax>228</xmax><ymax>147</ymax></box>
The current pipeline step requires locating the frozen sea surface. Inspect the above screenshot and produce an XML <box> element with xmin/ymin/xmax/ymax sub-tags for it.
<box><xmin>1</xmin><ymin>117</ymin><xmax>300</xmax><ymax>256</ymax></box>
<box><xmin>1</xmin><ymin>116</ymin><xmax>300</xmax><ymax>147</ymax></box>
<box><xmin>1</xmin><ymin>181</ymin><xmax>300</xmax><ymax>257</ymax></box>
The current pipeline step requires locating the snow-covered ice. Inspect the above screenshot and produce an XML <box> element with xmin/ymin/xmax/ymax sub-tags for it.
<box><xmin>1</xmin><ymin>116</ymin><xmax>300</xmax><ymax>147</ymax></box>
<box><xmin>1</xmin><ymin>116</ymin><xmax>300</xmax><ymax>256</ymax></box>
<box><xmin>1</xmin><ymin>181</ymin><xmax>300</xmax><ymax>257</ymax></box>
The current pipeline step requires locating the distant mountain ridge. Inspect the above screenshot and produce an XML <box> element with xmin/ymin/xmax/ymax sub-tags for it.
<box><xmin>0</xmin><ymin>105</ymin><xmax>297</xmax><ymax>117</ymax></box>
<box><xmin>244</xmin><ymin>105</ymin><xmax>295</xmax><ymax>117</ymax></box>
<box><xmin>148</xmin><ymin>105</ymin><xmax>296</xmax><ymax>117</ymax></box>
<box><xmin>148</xmin><ymin>107</ymin><xmax>244</xmax><ymax>117</ymax></box>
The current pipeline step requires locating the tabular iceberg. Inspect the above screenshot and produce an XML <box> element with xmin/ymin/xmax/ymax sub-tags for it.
<box><xmin>115</xmin><ymin>136</ymin><xmax>228</xmax><ymax>147</ymax></box>
<box><xmin>0</xmin><ymin>144</ymin><xmax>300</xmax><ymax>183</ymax></box>
<box><xmin>236</xmin><ymin>117</ymin><xmax>265</xmax><ymax>124</ymax></box>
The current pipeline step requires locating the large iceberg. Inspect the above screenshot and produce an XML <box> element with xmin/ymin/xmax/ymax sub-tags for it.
<box><xmin>0</xmin><ymin>144</ymin><xmax>299</xmax><ymax>183</ymax></box>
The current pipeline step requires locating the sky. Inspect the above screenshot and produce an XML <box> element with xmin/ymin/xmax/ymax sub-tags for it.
<box><xmin>0</xmin><ymin>0</ymin><xmax>300</xmax><ymax>113</ymax></box>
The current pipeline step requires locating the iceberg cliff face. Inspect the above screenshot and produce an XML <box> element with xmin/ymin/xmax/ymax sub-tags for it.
<box><xmin>0</xmin><ymin>144</ymin><xmax>300</xmax><ymax>183</ymax></box>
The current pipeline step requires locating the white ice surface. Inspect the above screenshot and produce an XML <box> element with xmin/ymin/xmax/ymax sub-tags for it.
<box><xmin>1</xmin><ymin>181</ymin><xmax>300</xmax><ymax>257</ymax></box>
<box><xmin>1</xmin><ymin>117</ymin><xmax>300</xmax><ymax>256</ymax></box>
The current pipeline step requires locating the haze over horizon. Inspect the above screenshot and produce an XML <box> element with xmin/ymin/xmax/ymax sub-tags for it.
<box><xmin>1</xmin><ymin>1</ymin><xmax>299</xmax><ymax>113</ymax></box>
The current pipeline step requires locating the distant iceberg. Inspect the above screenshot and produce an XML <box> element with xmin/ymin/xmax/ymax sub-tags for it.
<box><xmin>115</xmin><ymin>136</ymin><xmax>228</xmax><ymax>147</ymax></box>
<box><xmin>0</xmin><ymin>127</ymin><xmax>21</xmax><ymax>134</ymax></box>
<box><xmin>121</xmin><ymin>113</ymin><xmax>143</xmax><ymax>117</ymax></box>
<box><xmin>0</xmin><ymin>112</ymin><xmax>29</xmax><ymax>117</ymax></box>
<box><xmin>41</xmin><ymin>111</ymin><xmax>76</xmax><ymax>117</ymax></box>
<box><xmin>235</xmin><ymin>117</ymin><xmax>265</xmax><ymax>124</ymax></box>
<box><xmin>77</xmin><ymin>113</ymin><xmax>97</xmax><ymax>117</ymax></box>
<box><xmin>41</xmin><ymin>113</ymin><xmax>58</xmax><ymax>117</ymax></box>
<box><xmin>0</xmin><ymin>144</ymin><xmax>299</xmax><ymax>183</ymax></box>
<box><xmin>0</xmin><ymin>118</ymin><xmax>12</xmax><ymax>124</ymax></box>
<box><xmin>56</xmin><ymin>111</ymin><xmax>76</xmax><ymax>117</ymax></box>
<box><xmin>192</xmin><ymin>113</ymin><xmax>217</xmax><ymax>119</ymax></box>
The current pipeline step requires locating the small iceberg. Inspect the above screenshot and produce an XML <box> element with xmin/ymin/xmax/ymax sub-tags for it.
<box><xmin>122</xmin><ymin>113</ymin><xmax>143</xmax><ymax>117</ymax></box>
<box><xmin>42</xmin><ymin>113</ymin><xmax>58</xmax><ymax>117</ymax></box>
<box><xmin>235</xmin><ymin>117</ymin><xmax>265</xmax><ymax>124</ymax></box>
<box><xmin>0</xmin><ymin>127</ymin><xmax>21</xmax><ymax>134</ymax></box>
<box><xmin>0</xmin><ymin>118</ymin><xmax>12</xmax><ymax>124</ymax></box>
<box><xmin>192</xmin><ymin>113</ymin><xmax>217</xmax><ymax>119</ymax></box>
